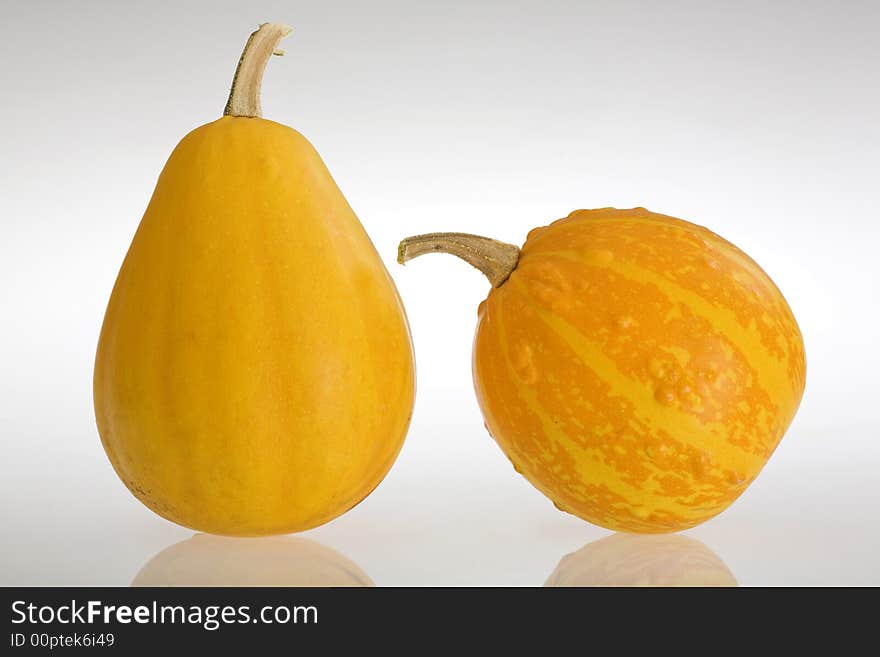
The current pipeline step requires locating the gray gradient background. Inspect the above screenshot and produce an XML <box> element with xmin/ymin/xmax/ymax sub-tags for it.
<box><xmin>1</xmin><ymin>0</ymin><xmax>878</xmax><ymax>585</ymax></box>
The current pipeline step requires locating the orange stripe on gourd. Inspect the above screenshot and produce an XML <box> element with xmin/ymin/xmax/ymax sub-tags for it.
<box><xmin>527</xmin><ymin>210</ymin><xmax>805</xmax><ymax>385</ymax></box>
<box><xmin>479</xmin><ymin>286</ymin><xmax>750</xmax><ymax>532</ymax></box>
<box><xmin>511</xmin><ymin>254</ymin><xmax>787</xmax><ymax>456</ymax></box>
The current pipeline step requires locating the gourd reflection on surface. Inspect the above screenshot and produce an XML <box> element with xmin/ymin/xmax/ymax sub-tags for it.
<box><xmin>93</xmin><ymin>23</ymin><xmax>415</xmax><ymax>536</ymax></box>
<box><xmin>545</xmin><ymin>532</ymin><xmax>737</xmax><ymax>586</ymax></box>
<box><xmin>131</xmin><ymin>534</ymin><xmax>374</xmax><ymax>587</ymax></box>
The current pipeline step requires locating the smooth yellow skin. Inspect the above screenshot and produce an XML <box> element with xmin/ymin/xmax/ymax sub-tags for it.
<box><xmin>94</xmin><ymin>116</ymin><xmax>415</xmax><ymax>535</ymax></box>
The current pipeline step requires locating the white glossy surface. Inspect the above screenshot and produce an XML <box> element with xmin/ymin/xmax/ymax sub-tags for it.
<box><xmin>1</xmin><ymin>0</ymin><xmax>878</xmax><ymax>586</ymax></box>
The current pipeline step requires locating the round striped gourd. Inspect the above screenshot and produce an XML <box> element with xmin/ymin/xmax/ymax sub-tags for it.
<box><xmin>399</xmin><ymin>208</ymin><xmax>805</xmax><ymax>533</ymax></box>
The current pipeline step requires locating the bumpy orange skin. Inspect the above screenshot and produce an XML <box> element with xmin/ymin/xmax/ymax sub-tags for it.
<box><xmin>473</xmin><ymin>208</ymin><xmax>806</xmax><ymax>533</ymax></box>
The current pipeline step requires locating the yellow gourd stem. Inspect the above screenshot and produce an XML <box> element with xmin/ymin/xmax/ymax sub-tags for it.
<box><xmin>224</xmin><ymin>22</ymin><xmax>293</xmax><ymax>118</ymax></box>
<box><xmin>397</xmin><ymin>233</ymin><xmax>521</xmax><ymax>288</ymax></box>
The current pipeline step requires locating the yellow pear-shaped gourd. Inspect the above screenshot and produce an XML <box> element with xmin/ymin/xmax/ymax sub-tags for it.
<box><xmin>94</xmin><ymin>24</ymin><xmax>415</xmax><ymax>536</ymax></box>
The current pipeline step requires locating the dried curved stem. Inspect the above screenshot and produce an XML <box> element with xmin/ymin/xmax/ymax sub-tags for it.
<box><xmin>224</xmin><ymin>23</ymin><xmax>292</xmax><ymax>118</ymax></box>
<box><xmin>397</xmin><ymin>233</ymin><xmax>521</xmax><ymax>288</ymax></box>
